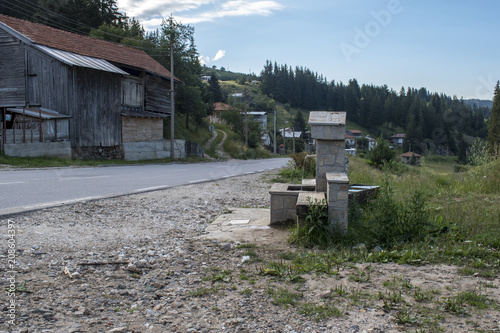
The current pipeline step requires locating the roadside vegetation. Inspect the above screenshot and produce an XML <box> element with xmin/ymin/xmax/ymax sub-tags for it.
<box><xmin>275</xmin><ymin>153</ymin><xmax>500</xmax><ymax>276</ymax></box>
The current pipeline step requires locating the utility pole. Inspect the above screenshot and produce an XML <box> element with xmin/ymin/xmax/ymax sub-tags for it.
<box><xmin>292</xmin><ymin>128</ymin><xmax>295</xmax><ymax>154</ymax></box>
<box><xmin>282</xmin><ymin>120</ymin><xmax>286</xmax><ymax>155</ymax></box>
<box><xmin>244</xmin><ymin>87</ymin><xmax>248</xmax><ymax>148</ymax></box>
<box><xmin>170</xmin><ymin>38</ymin><xmax>175</xmax><ymax>159</ymax></box>
<box><xmin>273</xmin><ymin>110</ymin><xmax>277</xmax><ymax>156</ymax></box>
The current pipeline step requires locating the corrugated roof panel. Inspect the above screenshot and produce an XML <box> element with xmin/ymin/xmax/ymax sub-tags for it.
<box><xmin>35</xmin><ymin>44</ymin><xmax>129</xmax><ymax>75</ymax></box>
<box><xmin>7</xmin><ymin>107</ymin><xmax>71</xmax><ymax>119</ymax></box>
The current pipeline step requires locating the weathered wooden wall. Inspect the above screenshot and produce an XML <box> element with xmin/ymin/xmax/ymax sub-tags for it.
<box><xmin>0</xmin><ymin>29</ymin><xmax>25</xmax><ymax>107</ymax></box>
<box><xmin>122</xmin><ymin>116</ymin><xmax>163</xmax><ymax>142</ymax></box>
<box><xmin>145</xmin><ymin>76</ymin><xmax>171</xmax><ymax>114</ymax></box>
<box><xmin>26</xmin><ymin>48</ymin><xmax>122</xmax><ymax>147</ymax></box>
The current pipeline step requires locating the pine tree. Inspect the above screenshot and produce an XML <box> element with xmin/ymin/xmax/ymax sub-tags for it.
<box><xmin>487</xmin><ymin>81</ymin><xmax>500</xmax><ymax>156</ymax></box>
<box><xmin>208</xmin><ymin>73</ymin><xmax>224</xmax><ymax>103</ymax></box>
<box><xmin>293</xmin><ymin>110</ymin><xmax>306</xmax><ymax>134</ymax></box>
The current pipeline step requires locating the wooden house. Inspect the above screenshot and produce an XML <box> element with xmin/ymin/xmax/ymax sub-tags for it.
<box><xmin>390</xmin><ymin>133</ymin><xmax>406</xmax><ymax>148</ymax></box>
<box><xmin>0</xmin><ymin>14</ymin><xmax>178</xmax><ymax>159</ymax></box>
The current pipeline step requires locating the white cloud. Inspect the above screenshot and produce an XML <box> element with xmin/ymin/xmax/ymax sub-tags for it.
<box><xmin>198</xmin><ymin>55</ymin><xmax>210</xmax><ymax>65</ymax></box>
<box><xmin>198</xmin><ymin>50</ymin><xmax>225</xmax><ymax>65</ymax></box>
<box><xmin>213</xmin><ymin>50</ymin><xmax>226</xmax><ymax>61</ymax></box>
<box><xmin>177</xmin><ymin>1</ymin><xmax>285</xmax><ymax>24</ymax></box>
<box><xmin>117</xmin><ymin>0</ymin><xmax>213</xmax><ymax>20</ymax></box>
<box><xmin>117</xmin><ymin>0</ymin><xmax>285</xmax><ymax>28</ymax></box>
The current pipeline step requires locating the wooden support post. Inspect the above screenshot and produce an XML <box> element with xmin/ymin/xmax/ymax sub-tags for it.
<box><xmin>55</xmin><ymin>119</ymin><xmax>58</xmax><ymax>142</ymax></box>
<box><xmin>39</xmin><ymin>108</ymin><xmax>43</xmax><ymax>142</ymax></box>
<box><xmin>23</xmin><ymin>107</ymin><xmax>26</xmax><ymax>143</ymax></box>
<box><xmin>2</xmin><ymin>107</ymin><xmax>6</xmax><ymax>145</ymax></box>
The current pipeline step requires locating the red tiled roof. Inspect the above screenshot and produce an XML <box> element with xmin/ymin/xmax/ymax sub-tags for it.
<box><xmin>345</xmin><ymin>134</ymin><xmax>356</xmax><ymax>139</ymax></box>
<box><xmin>399</xmin><ymin>152</ymin><xmax>421</xmax><ymax>157</ymax></box>
<box><xmin>348</xmin><ymin>129</ymin><xmax>362</xmax><ymax>134</ymax></box>
<box><xmin>0</xmin><ymin>14</ymin><xmax>175</xmax><ymax>80</ymax></box>
<box><xmin>213</xmin><ymin>102</ymin><xmax>236</xmax><ymax>111</ymax></box>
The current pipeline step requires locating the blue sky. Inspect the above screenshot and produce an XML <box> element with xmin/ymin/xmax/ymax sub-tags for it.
<box><xmin>117</xmin><ymin>0</ymin><xmax>500</xmax><ymax>100</ymax></box>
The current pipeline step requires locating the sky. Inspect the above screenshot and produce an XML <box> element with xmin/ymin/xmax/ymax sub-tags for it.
<box><xmin>116</xmin><ymin>0</ymin><xmax>500</xmax><ymax>100</ymax></box>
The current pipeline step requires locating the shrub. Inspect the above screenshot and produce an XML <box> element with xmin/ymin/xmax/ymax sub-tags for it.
<box><xmin>367</xmin><ymin>138</ymin><xmax>396</xmax><ymax>168</ymax></box>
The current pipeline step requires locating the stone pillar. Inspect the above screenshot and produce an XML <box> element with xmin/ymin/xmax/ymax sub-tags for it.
<box><xmin>308</xmin><ymin>112</ymin><xmax>346</xmax><ymax>192</ymax></box>
<box><xmin>326</xmin><ymin>172</ymin><xmax>349</xmax><ymax>234</ymax></box>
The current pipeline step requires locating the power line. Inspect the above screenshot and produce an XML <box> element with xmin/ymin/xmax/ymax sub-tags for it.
<box><xmin>1</xmin><ymin>0</ymin><xmax>167</xmax><ymax>53</ymax></box>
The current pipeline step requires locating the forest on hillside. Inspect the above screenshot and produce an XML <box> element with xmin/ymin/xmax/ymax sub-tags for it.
<box><xmin>1</xmin><ymin>0</ymin><xmax>494</xmax><ymax>156</ymax></box>
<box><xmin>260</xmin><ymin>61</ymin><xmax>491</xmax><ymax>155</ymax></box>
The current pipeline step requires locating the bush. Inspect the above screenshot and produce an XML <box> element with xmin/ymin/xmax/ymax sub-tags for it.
<box><xmin>367</xmin><ymin>138</ymin><xmax>396</xmax><ymax>168</ymax></box>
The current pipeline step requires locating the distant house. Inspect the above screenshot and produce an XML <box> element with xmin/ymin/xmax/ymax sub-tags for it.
<box><xmin>0</xmin><ymin>14</ymin><xmax>179</xmax><ymax>160</ymax></box>
<box><xmin>368</xmin><ymin>137</ymin><xmax>377</xmax><ymax>151</ymax></box>
<box><xmin>201</xmin><ymin>75</ymin><xmax>211</xmax><ymax>82</ymax></box>
<box><xmin>209</xmin><ymin>102</ymin><xmax>236</xmax><ymax>123</ymax></box>
<box><xmin>345</xmin><ymin>134</ymin><xmax>356</xmax><ymax>149</ymax></box>
<box><xmin>261</xmin><ymin>131</ymin><xmax>272</xmax><ymax>147</ymax></box>
<box><xmin>390</xmin><ymin>134</ymin><xmax>406</xmax><ymax>147</ymax></box>
<box><xmin>346</xmin><ymin>129</ymin><xmax>362</xmax><ymax>138</ymax></box>
<box><xmin>400</xmin><ymin>151</ymin><xmax>421</xmax><ymax>166</ymax></box>
<box><xmin>281</xmin><ymin>128</ymin><xmax>302</xmax><ymax>139</ymax></box>
<box><xmin>245</xmin><ymin>111</ymin><xmax>267</xmax><ymax>130</ymax></box>
<box><xmin>346</xmin><ymin>148</ymin><xmax>356</xmax><ymax>156</ymax></box>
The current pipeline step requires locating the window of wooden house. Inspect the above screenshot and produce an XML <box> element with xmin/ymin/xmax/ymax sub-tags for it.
<box><xmin>122</xmin><ymin>77</ymin><xmax>143</xmax><ymax>107</ymax></box>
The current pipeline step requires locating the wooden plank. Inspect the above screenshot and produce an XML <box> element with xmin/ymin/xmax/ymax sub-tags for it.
<box><xmin>0</xmin><ymin>43</ymin><xmax>26</xmax><ymax>106</ymax></box>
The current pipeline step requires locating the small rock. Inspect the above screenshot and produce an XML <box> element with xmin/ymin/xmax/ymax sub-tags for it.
<box><xmin>219</xmin><ymin>243</ymin><xmax>232</xmax><ymax>251</ymax></box>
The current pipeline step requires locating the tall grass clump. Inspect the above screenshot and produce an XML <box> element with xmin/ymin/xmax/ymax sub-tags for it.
<box><xmin>289</xmin><ymin>198</ymin><xmax>331</xmax><ymax>248</ymax></box>
<box><xmin>344</xmin><ymin>176</ymin><xmax>434</xmax><ymax>249</ymax></box>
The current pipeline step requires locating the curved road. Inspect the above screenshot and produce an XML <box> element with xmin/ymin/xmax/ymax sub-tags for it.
<box><xmin>0</xmin><ymin>158</ymin><xmax>289</xmax><ymax>216</ymax></box>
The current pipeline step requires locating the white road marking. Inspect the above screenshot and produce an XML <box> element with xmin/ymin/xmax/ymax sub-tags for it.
<box><xmin>60</xmin><ymin>176</ymin><xmax>111</xmax><ymax>181</ymax></box>
<box><xmin>0</xmin><ymin>181</ymin><xmax>27</xmax><ymax>185</ymax></box>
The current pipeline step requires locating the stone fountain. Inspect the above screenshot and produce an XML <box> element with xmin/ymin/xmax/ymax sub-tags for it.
<box><xmin>270</xmin><ymin>111</ymin><xmax>375</xmax><ymax>234</ymax></box>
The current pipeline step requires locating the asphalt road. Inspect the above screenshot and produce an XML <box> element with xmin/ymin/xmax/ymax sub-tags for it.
<box><xmin>0</xmin><ymin>158</ymin><xmax>289</xmax><ymax>216</ymax></box>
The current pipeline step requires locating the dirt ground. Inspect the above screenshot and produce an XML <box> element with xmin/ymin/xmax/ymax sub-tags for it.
<box><xmin>1</xmin><ymin>171</ymin><xmax>499</xmax><ymax>333</ymax></box>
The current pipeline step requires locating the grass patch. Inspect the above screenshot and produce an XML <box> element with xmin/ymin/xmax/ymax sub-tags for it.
<box><xmin>299</xmin><ymin>303</ymin><xmax>342</xmax><ymax>321</ymax></box>
<box><xmin>266</xmin><ymin>287</ymin><xmax>303</xmax><ymax>308</ymax></box>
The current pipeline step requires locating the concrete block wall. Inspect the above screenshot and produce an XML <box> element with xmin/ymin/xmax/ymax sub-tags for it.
<box><xmin>269</xmin><ymin>183</ymin><xmax>301</xmax><ymax>225</ymax></box>
<box><xmin>4</xmin><ymin>141</ymin><xmax>71</xmax><ymax>159</ymax></box>
<box><xmin>124</xmin><ymin>139</ymin><xmax>205</xmax><ymax>161</ymax></box>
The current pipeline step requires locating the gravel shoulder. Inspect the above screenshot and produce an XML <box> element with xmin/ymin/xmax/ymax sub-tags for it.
<box><xmin>1</xmin><ymin>171</ymin><xmax>499</xmax><ymax>333</ymax></box>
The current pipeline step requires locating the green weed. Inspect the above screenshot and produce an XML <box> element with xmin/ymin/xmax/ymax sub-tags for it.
<box><xmin>266</xmin><ymin>287</ymin><xmax>303</xmax><ymax>308</ymax></box>
<box><xmin>299</xmin><ymin>303</ymin><xmax>342</xmax><ymax>321</ymax></box>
